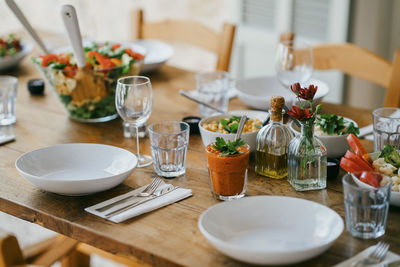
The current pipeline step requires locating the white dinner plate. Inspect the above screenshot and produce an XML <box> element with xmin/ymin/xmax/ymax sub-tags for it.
<box><xmin>0</xmin><ymin>42</ymin><xmax>33</xmax><ymax>72</ymax></box>
<box><xmin>235</xmin><ymin>76</ymin><xmax>329</xmax><ymax>110</ymax></box>
<box><xmin>133</xmin><ymin>39</ymin><xmax>174</xmax><ymax>73</ymax></box>
<box><xmin>15</xmin><ymin>143</ymin><xmax>138</xmax><ymax>196</ymax></box>
<box><xmin>198</xmin><ymin>196</ymin><xmax>343</xmax><ymax>265</ymax></box>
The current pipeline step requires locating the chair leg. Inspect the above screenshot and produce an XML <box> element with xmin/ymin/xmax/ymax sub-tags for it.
<box><xmin>0</xmin><ymin>231</ymin><xmax>25</xmax><ymax>267</ymax></box>
<box><xmin>61</xmin><ymin>250</ymin><xmax>90</xmax><ymax>267</ymax></box>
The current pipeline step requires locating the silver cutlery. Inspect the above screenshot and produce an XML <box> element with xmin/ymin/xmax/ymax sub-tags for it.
<box><xmin>179</xmin><ymin>89</ymin><xmax>225</xmax><ymax>114</ymax></box>
<box><xmin>104</xmin><ymin>184</ymin><xmax>177</xmax><ymax>218</ymax></box>
<box><xmin>353</xmin><ymin>241</ymin><xmax>390</xmax><ymax>267</ymax></box>
<box><xmin>95</xmin><ymin>177</ymin><xmax>163</xmax><ymax>212</ymax></box>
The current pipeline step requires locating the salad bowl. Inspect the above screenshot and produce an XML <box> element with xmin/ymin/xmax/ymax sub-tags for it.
<box><xmin>0</xmin><ymin>41</ymin><xmax>32</xmax><ymax>72</ymax></box>
<box><xmin>33</xmin><ymin>42</ymin><xmax>145</xmax><ymax>122</ymax></box>
<box><xmin>15</xmin><ymin>143</ymin><xmax>138</xmax><ymax>196</ymax></box>
<box><xmin>289</xmin><ymin>116</ymin><xmax>358</xmax><ymax>158</ymax></box>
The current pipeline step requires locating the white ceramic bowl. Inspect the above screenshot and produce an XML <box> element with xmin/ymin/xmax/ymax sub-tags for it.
<box><xmin>0</xmin><ymin>42</ymin><xmax>33</xmax><ymax>71</ymax></box>
<box><xmin>15</xmin><ymin>143</ymin><xmax>138</xmax><ymax>196</ymax></box>
<box><xmin>236</xmin><ymin>76</ymin><xmax>329</xmax><ymax>110</ymax></box>
<box><xmin>289</xmin><ymin>117</ymin><xmax>358</xmax><ymax>158</ymax></box>
<box><xmin>370</xmin><ymin>152</ymin><xmax>400</xmax><ymax>206</ymax></box>
<box><xmin>133</xmin><ymin>39</ymin><xmax>174</xmax><ymax>73</ymax></box>
<box><xmin>199</xmin><ymin>110</ymin><xmax>268</xmax><ymax>152</ymax></box>
<box><xmin>198</xmin><ymin>196</ymin><xmax>343</xmax><ymax>265</ymax></box>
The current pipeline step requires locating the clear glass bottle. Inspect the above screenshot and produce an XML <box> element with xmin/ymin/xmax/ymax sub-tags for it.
<box><xmin>255</xmin><ymin>96</ymin><xmax>294</xmax><ymax>178</ymax></box>
<box><xmin>287</xmin><ymin>121</ymin><xmax>327</xmax><ymax>190</ymax></box>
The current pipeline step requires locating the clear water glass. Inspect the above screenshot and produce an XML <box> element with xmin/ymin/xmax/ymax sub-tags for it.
<box><xmin>342</xmin><ymin>173</ymin><xmax>392</xmax><ymax>239</ymax></box>
<box><xmin>195</xmin><ymin>71</ymin><xmax>229</xmax><ymax>117</ymax></box>
<box><xmin>0</xmin><ymin>76</ymin><xmax>18</xmax><ymax>125</ymax></box>
<box><xmin>123</xmin><ymin>121</ymin><xmax>146</xmax><ymax>138</ymax></box>
<box><xmin>373</xmin><ymin>107</ymin><xmax>400</xmax><ymax>151</ymax></box>
<box><xmin>148</xmin><ymin>121</ymin><xmax>189</xmax><ymax>178</ymax></box>
<box><xmin>275</xmin><ymin>40</ymin><xmax>313</xmax><ymax>89</ymax></box>
<box><xmin>116</xmin><ymin>76</ymin><xmax>153</xmax><ymax>167</ymax></box>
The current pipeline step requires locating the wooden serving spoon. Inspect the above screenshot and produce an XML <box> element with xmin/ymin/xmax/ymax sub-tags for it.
<box><xmin>61</xmin><ymin>5</ymin><xmax>107</xmax><ymax>104</ymax></box>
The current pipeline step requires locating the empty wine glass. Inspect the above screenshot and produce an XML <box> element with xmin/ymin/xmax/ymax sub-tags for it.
<box><xmin>116</xmin><ymin>76</ymin><xmax>153</xmax><ymax>167</ymax></box>
<box><xmin>275</xmin><ymin>40</ymin><xmax>313</xmax><ymax>89</ymax></box>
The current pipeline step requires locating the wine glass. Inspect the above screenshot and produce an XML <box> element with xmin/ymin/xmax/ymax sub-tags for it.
<box><xmin>275</xmin><ymin>40</ymin><xmax>313</xmax><ymax>89</ymax></box>
<box><xmin>116</xmin><ymin>76</ymin><xmax>153</xmax><ymax>167</ymax></box>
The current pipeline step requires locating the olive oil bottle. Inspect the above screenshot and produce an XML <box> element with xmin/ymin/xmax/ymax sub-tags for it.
<box><xmin>255</xmin><ymin>96</ymin><xmax>294</xmax><ymax>178</ymax></box>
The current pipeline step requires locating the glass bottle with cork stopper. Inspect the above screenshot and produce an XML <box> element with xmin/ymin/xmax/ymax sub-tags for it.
<box><xmin>255</xmin><ymin>96</ymin><xmax>294</xmax><ymax>178</ymax></box>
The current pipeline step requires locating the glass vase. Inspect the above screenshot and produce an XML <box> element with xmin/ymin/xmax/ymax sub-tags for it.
<box><xmin>287</xmin><ymin>121</ymin><xmax>327</xmax><ymax>191</ymax></box>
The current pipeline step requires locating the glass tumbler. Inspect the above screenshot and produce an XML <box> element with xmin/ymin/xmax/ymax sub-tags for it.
<box><xmin>195</xmin><ymin>71</ymin><xmax>230</xmax><ymax>117</ymax></box>
<box><xmin>342</xmin><ymin>173</ymin><xmax>392</xmax><ymax>239</ymax></box>
<box><xmin>373</xmin><ymin>107</ymin><xmax>400</xmax><ymax>151</ymax></box>
<box><xmin>0</xmin><ymin>76</ymin><xmax>18</xmax><ymax>125</ymax></box>
<box><xmin>148</xmin><ymin>121</ymin><xmax>190</xmax><ymax>178</ymax></box>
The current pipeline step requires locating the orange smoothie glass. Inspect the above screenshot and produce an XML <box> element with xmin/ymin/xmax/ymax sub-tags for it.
<box><xmin>206</xmin><ymin>143</ymin><xmax>250</xmax><ymax>201</ymax></box>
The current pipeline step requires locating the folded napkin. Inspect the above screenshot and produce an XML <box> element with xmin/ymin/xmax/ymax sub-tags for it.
<box><xmin>85</xmin><ymin>182</ymin><xmax>192</xmax><ymax>223</ymax></box>
<box><xmin>334</xmin><ymin>245</ymin><xmax>400</xmax><ymax>267</ymax></box>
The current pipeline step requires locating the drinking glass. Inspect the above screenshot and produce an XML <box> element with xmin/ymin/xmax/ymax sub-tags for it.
<box><xmin>275</xmin><ymin>40</ymin><xmax>313</xmax><ymax>89</ymax></box>
<box><xmin>0</xmin><ymin>76</ymin><xmax>18</xmax><ymax>125</ymax></box>
<box><xmin>195</xmin><ymin>71</ymin><xmax>230</xmax><ymax>117</ymax></box>
<box><xmin>373</xmin><ymin>107</ymin><xmax>400</xmax><ymax>151</ymax></box>
<box><xmin>342</xmin><ymin>173</ymin><xmax>392</xmax><ymax>239</ymax></box>
<box><xmin>116</xmin><ymin>76</ymin><xmax>153</xmax><ymax>167</ymax></box>
<box><xmin>148</xmin><ymin>121</ymin><xmax>189</xmax><ymax>178</ymax></box>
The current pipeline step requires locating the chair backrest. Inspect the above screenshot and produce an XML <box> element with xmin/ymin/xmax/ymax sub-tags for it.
<box><xmin>279</xmin><ymin>32</ymin><xmax>400</xmax><ymax>107</ymax></box>
<box><xmin>132</xmin><ymin>9</ymin><xmax>236</xmax><ymax>71</ymax></box>
<box><xmin>311</xmin><ymin>44</ymin><xmax>400</xmax><ymax>107</ymax></box>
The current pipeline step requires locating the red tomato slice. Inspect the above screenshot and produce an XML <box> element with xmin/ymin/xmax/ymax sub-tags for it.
<box><xmin>340</xmin><ymin>157</ymin><xmax>366</xmax><ymax>173</ymax></box>
<box><xmin>360</xmin><ymin>171</ymin><xmax>381</xmax><ymax>188</ymax></box>
<box><xmin>346</xmin><ymin>134</ymin><xmax>373</xmax><ymax>165</ymax></box>
<box><xmin>344</xmin><ymin>151</ymin><xmax>373</xmax><ymax>171</ymax></box>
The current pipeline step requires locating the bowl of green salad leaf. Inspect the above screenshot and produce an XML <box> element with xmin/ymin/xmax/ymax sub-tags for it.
<box><xmin>289</xmin><ymin>114</ymin><xmax>359</xmax><ymax>158</ymax></box>
<box><xmin>32</xmin><ymin>42</ymin><xmax>145</xmax><ymax>122</ymax></box>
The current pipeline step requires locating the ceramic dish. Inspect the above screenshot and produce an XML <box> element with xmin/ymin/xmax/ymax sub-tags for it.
<box><xmin>198</xmin><ymin>110</ymin><xmax>268</xmax><ymax>152</ymax></box>
<box><xmin>133</xmin><ymin>39</ymin><xmax>174</xmax><ymax>73</ymax></box>
<box><xmin>0</xmin><ymin>42</ymin><xmax>32</xmax><ymax>72</ymax></box>
<box><xmin>198</xmin><ymin>196</ymin><xmax>343</xmax><ymax>265</ymax></box>
<box><xmin>236</xmin><ymin>76</ymin><xmax>329</xmax><ymax>110</ymax></box>
<box><xmin>15</xmin><ymin>143</ymin><xmax>137</xmax><ymax>196</ymax></box>
<box><xmin>289</xmin><ymin>117</ymin><xmax>358</xmax><ymax>158</ymax></box>
<box><xmin>370</xmin><ymin>152</ymin><xmax>400</xmax><ymax>206</ymax></box>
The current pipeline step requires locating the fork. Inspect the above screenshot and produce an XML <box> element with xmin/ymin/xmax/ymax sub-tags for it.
<box><xmin>353</xmin><ymin>241</ymin><xmax>390</xmax><ymax>267</ymax></box>
<box><xmin>95</xmin><ymin>177</ymin><xmax>163</xmax><ymax>212</ymax></box>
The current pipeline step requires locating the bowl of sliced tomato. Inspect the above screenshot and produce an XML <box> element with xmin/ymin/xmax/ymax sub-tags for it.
<box><xmin>32</xmin><ymin>42</ymin><xmax>145</xmax><ymax>122</ymax></box>
<box><xmin>340</xmin><ymin>133</ymin><xmax>400</xmax><ymax>206</ymax></box>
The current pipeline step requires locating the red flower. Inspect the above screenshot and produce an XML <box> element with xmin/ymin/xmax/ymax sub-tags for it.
<box><xmin>290</xmin><ymin>83</ymin><xmax>318</xmax><ymax>101</ymax></box>
<box><xmin>299</xmin><ymin>85</ymin><xmax>318</xmax><ymax>100</ymax></box>
<box><xmin>287</xmin><ymin>106</ymin><xmax>314</xmax><ymax>121</ymax></box>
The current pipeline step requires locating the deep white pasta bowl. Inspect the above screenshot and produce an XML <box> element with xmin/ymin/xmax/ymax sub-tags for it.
<box><xmin>198</xmin><ymin>110</ymin><xmax>268</xmax><ymax>152</ymax></box>
<box><xmin>198</xmin><ymin>196</ymin><xmax>343</xmax><ymax>265</ymax></box>
<box><xmin>15</xmin><ymin>143</ymin><xmax>137</xmax><ymax>196</ymax></box>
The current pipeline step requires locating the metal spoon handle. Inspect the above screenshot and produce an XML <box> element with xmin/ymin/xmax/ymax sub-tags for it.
<box><xmin>235</xmin><ymin>115</ymin><xmax>247</xmax><ymax>140</ymax></box>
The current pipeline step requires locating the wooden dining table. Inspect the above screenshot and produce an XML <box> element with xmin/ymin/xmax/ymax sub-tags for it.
<box><xmin>0</xmin><ymin>56</ymin><xmax>399</xmax><ymax>267</ymax></box>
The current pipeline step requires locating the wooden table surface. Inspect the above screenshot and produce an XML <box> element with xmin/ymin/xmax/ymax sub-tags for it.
<box><xmin>0</xmin><ymin>58</ymin><xmax>399</xmax><ymax>267</ymax></box>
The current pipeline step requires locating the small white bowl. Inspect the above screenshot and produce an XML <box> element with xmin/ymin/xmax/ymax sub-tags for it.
<box><xmin>15</xmin><ymin>143</ymin><xmax>138</xmax><ymax>196</ymax></box>
<box><xmin>198</xmin><ymin>110</ymin><xmax>268</xmax><ymax>152</ymax></box>
<box><xmin>289</xmin><ymin>117</ymin><xmax>358</xmax><ymax>158</ymax></box>
<box><xmin>198</xmin><ymin>196</ymin><xmax>343</xmax><ymax>265</ymax></box>
<box><xmin>0</xmin><ymin>42</ymin><xmax>33</xmax><ymax>71</ymax></box>
<box><xmin>370</xmin><ymin>152</ymin><xmax>400</xmax><ymax>207</ymax></box>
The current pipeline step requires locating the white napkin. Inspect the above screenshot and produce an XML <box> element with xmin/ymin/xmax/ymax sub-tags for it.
<box><xmin>85</xmin><ymin>183</ymin><xmax>192</xmax><ymax>223</ymax></box>
<box><xmin>334</xmin><ymin>245</ymin><xmax>400</xmax><ymax>267</ymax></box>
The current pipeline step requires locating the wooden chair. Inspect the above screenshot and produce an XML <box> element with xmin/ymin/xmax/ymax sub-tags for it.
<box><xmin>131</xmin><ymin>9</ymin><xmax>236</xmax><ymax>71</ymax></box>
<box><xmin>0</xmin><ymin>230</ymin><xmax>89</xmax><ymax>267</ymax></box>
<box><xmin>279</xmin><ymin>32</ymin><xmax>400</xmax><ymax>107</ymax></box>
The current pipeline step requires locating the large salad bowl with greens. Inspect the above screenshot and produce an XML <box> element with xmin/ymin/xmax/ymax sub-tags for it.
<box><xmin>33</xmin><ymin>42</ymin><xmax>145</xmax><ymax>122</ymax></box>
